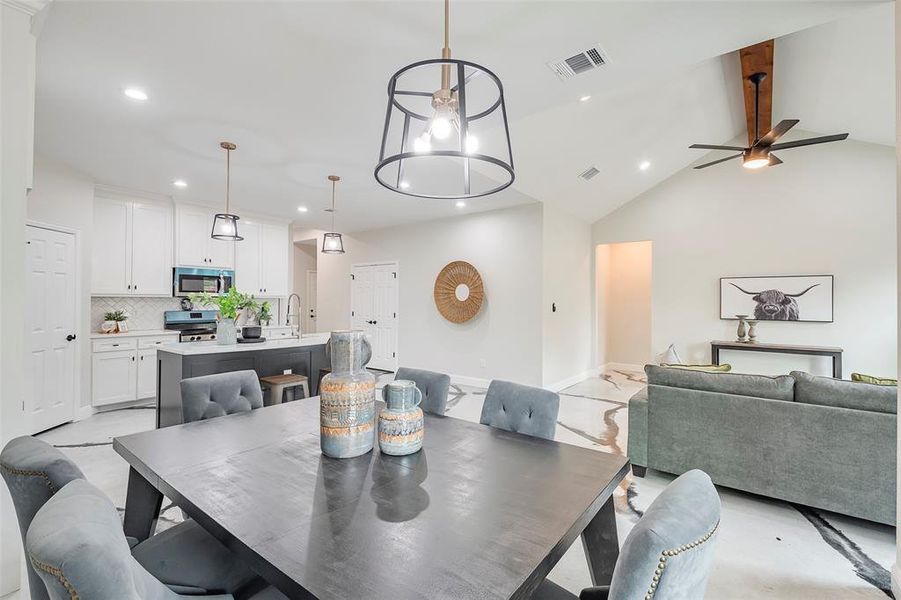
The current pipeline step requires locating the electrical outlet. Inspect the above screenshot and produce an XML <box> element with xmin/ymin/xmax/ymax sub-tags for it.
<box><xmin>480</xmin><ymin>358</ymin><xmax>487</xmax><ymax>369</ymax></box>
<box><xmin>283</xmin><ymin>369</ymin><xmax>292</xmax><ymax>375</ymax></box>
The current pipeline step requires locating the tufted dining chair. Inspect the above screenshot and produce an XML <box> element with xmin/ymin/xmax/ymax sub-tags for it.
<box><xmin>537</xmin><ymin>470</ymin><xmax>721</xmax><ymax>600</ymax></box>
<box><xmin>180</xmin><ymin>370</ymin><xmax>264</xmax><ymax>423</ymax></box>
<box><xmin>479</xmin><ymin>380</ymin><xmax>560</xmax><ymax>441</ymax></box>
<box><xmin>395</xmin><ymin>367</ymin><xmax>451</xmax><ymax>415</ymax></box>
<box><xmin>26</xmin><ymin>479</ymin><xmax>287</xmax><ymax>600</ymax></box>
<box><xmin>1</xmin><ymin>436</ymin><xmax>261</xmax><ymax>599</ymax></box>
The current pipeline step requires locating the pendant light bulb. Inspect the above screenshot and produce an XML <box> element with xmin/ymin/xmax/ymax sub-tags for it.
<box><xmin>414</xmin><ymin>133</ymin><xmax>432</xmax><ymax>153</ymax></box>
<box><xmin>431</xmin><ymin>115</ymin><xmax>453</xmax><ymax>139</ymax></box>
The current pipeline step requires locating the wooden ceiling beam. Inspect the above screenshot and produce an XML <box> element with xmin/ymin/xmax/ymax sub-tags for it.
<box><xmin>739</xmin><ymin>40</ymin><xmax>774</xmax><ymax>145</ymax></box>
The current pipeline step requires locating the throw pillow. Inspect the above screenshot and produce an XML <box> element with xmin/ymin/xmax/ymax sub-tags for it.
<box><xmin>851</xmin><ymin>372</ymin><xmax>898</xmax><ymax>386</ymax></box>
<box><xmin>655</xmin><ymin>344</ymin><xmax>682</xmax><ymax>365</ymax></box>
<box><xmin>660</xmin><ymin>363</ymin><xmax>732</xmax><ymax>373</ymax></box>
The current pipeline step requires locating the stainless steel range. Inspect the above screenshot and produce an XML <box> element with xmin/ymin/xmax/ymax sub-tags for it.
<box><xmin>164</xmin><ymin>310</ymin><xmax>219</xmax><ymax>342</ymax></box>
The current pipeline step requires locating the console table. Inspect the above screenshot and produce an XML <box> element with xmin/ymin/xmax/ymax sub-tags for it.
<box><xmin>711</xmin><ymin>341</ymin><xmax>844</xmax><ymax>379</ymax></box>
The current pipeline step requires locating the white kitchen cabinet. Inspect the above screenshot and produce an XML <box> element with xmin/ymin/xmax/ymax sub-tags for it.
<box><xmin>234</xmin><ymin>221</ymin><xmax>261</xmax><ymax>295</ymax></box>
<box><xmin>176</xmin><ymin>204</ymin><xmax>235</xmax><ymax>269</ymax></box>
<box><xmin>235</xmin><ymin>221</ymin><xmax>288</xmax><ymax>297</ymax></box>
<box><xmin>91</xmin><ymin>350</ymin><xmax>137</xmax><ymax>406</ymax></box>
<box><xmin>91</xmin><ymin>196</ymin><xmax>172</xmax><ymax>296</ymax></box>
<box><xmin>136</xmin><ymin>348</ymin><xmax>158</xmax><ymax>399</ymax></box>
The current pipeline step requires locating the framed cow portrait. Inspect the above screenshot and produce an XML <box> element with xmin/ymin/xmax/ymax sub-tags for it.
<box><xmin>720</xmin><ymin>275</ymin><xmax>834</xmax><ymax>323</ymax></box>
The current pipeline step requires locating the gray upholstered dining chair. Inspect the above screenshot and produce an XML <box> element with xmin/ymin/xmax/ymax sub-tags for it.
<box><xmin>180</xmin><ymin>370</ymin><xmax>264</xmax><ymax>423</ymax></box>
<box><xmin>395</xmin><ymin>367</ymin><xmax>451</xmax><ymax>415</ymax></box>
<box><xmin>27</xmin><ymin>479</ymin><xmax>287</xmax><ymax>600</ymax></box>
<box><xmin>1</xmin><ymin>436</ymin><xmax>260</xmax><ymax>599</ymax></box>
<box><xmin>538</xmin><ymin>470</ymin><xmax>721</xmax><ymax>600</ymax></box>
<box><xmin>479</xmin><ymin>380</ymin><xmax>560</xmax><ymax>441</ymax></box>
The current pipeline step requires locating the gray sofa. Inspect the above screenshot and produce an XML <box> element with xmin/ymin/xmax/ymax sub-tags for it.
<box><xmin>629</xmin><ymin>365</ymin><xmax>897</xmax><ymax>525</ymax></box>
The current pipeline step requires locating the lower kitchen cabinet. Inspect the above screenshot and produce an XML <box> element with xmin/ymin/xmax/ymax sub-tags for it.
<box><xmin>137</xmin><ymin>349</ymin><xmax>159</xmax><ymax>399</ymax></box>
<box><xmin>92</xmin><ymin>334</ymin><xmax>175</xmax><ymax>407</ymax></box>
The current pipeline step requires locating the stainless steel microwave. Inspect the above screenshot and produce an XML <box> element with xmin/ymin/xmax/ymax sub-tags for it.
<box><xmin>172</xmin><ymin>267</ymin><xmax>234</xmax><ymax>296</ymax></box>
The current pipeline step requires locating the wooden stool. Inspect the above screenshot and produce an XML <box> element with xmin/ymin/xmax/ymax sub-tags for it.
<box><xmin>259</xmin><ymin>374</ymin><xmax>310</xmax><ymax>406</ymax></box>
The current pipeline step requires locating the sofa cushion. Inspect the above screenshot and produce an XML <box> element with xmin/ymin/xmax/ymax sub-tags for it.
<box><xmin>645</xmin><ymin>365</ymin><xmax>794</xmax><ymax>401</ymax></box>
<box><xmin>792</xmin><ymin>371</ymin><xmax>896</xmax><ymax>414</ymax></box>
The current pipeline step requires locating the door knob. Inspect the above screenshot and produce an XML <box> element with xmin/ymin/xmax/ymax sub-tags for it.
<box><xmin>66</xmin><ymin>334</ymin><xmax>76</xmax><ymax>342</ymax></box>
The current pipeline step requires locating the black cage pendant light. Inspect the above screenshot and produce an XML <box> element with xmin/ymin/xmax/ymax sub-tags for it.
<box><xmin>211</xmin><ymin>141</ymin><xmax>243</xmax><ymax>241</ymax></box>
<box><xmin>321</xmin><ymin>175</ymin><xmax>345</xmax><ymax>254</ymax></box>
<box><xmin>374</xmin><ymin>0</ymin><xmax>514</xmax><ymax>199</ymax></box>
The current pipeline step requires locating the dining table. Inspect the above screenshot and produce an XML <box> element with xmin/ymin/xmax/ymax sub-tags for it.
<box><xmin>114</xmin><ymin>397</ymin><xmax>629</xmax><ymax>599</ymax></box>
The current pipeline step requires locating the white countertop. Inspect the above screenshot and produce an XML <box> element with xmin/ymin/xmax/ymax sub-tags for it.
<box><xmin>158</xmin><ymin>333</ymin><xmax>330</xmax><ymax>355</ymax></box>
<box><xmin>90</xmin><ymin>329</ymin><xmax>178</xmax><ymax>339</ymax></box>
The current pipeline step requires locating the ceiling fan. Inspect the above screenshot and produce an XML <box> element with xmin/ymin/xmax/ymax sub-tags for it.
<box><xmin>690</xmin><ymin>41</ymin><xmax>848</xmax><ymax>170</ymax></box>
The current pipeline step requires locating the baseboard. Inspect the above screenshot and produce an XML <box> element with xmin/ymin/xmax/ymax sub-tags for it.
<box><xmin>600</xmin><ymin>362</ymin><xmax>645</xmax><ymax>373</ymax></box>
<box><xmin>75</xmin><ymin>404</ymin><xmax>96</xmax><ymax>422</ymax></box>
<box><xmin>892</xmin><ymin>563</ymin><xmax>901</xmax><ymax>599</ymax></box>
<box><xmin>450</xmin><ymin>374</ymin><xmax>491</xmax><ymax>389</ymax></box>
<box><xmin>544</xmin><ymin>367</ymin><xmax>601</xmax><ymax>392</ymax></box>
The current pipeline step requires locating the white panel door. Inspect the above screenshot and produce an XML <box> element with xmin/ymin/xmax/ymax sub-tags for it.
<box><xmin>234</xmin><ymin>221</ymin><xmax>261</xmax><ymax>294</ymax></box>
<box><xmin>136</xmin><ymin>348</ymin><xmax>158</xmax><ymax>399</ymax></box>
<box><xmin>92</xmin><ymin>350</ymin><xmax>137</xmax><ymax>406</ymax></box>
<box><xmin>26</xmin><ymin>225</ymin><xmax>77</xmax><ymax>433</ymax></box>
<box><xmin>351</xmin><ymin>264</ymin><xmax>398</xmax><ymax>371</ymax></box>
<box><xmin>91</xmin><ymin>197</ymin><xmax>131</xmax><ymax>295</ymax></box>
<box><xmin>260</xmin><ymin>223</ymin><xmax>289</xmax><ymax>296</ymax></box>
<box><xmin>176</xmin><ymin>205</ymin><xmax>212</xmax><ymax>267</ymax></box>
<box><xmin>131</xmin><ymin>202</ymin><xmax>173</xmax><ymax>295</ymax></box>
<box><xmin>305</xmin><ymin>270</ymin><xmax>317</xmax><ymax>333</ymax></box>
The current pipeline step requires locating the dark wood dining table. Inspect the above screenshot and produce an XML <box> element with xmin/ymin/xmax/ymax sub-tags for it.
<box><xmin>114</xmin><ymin>398</ymin><xmax>629</xmax><ymax>600</ymax></box>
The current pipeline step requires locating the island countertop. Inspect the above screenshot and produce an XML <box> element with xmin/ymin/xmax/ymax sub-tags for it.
<box><xmin>158</xmin><ymin>334</ymin><xmax>330</xmax><ymax>356</ymax></box>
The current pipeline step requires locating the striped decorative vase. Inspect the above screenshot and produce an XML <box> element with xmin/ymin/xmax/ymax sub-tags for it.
<box><xmin>378</xmin><ymin>380</ymin><xmax>424</xmax><ymax>456</ymax></box>
<box><xmin>319</xmin><ymin>331</ymin><xmax>376</xmax><ymax>459</ymax></box>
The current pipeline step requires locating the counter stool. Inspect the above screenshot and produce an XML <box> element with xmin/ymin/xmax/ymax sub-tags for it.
<box><xmin>259</xmin><ymin>374</ymin><xmax>310</xmax><ymax>405</ymax></box>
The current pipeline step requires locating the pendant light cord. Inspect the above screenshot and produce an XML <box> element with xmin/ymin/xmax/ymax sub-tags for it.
<box><xmin>225</xmin><ymin>146</ymin><xmax>231</xmax><ymax>214</ymax></box>
<box><xmin>444</xmin><ymin>0</ymin><xmax>449</xmax><ymax>53</ymax></box>
<box><xmin>331</xmin><ymin>178</ymin><xmax>336</xmax><ymax>231</ymax></box>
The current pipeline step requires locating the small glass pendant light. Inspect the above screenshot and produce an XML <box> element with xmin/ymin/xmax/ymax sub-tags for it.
<box><xmin>211</xmin><ymin>141</ymin><xmax>244</xmax><ymax>241</ymax></box>
<box><xmin>321</xmin><ymin>175</ymin><xmax>345</xmax><ymax>254</ymax></box>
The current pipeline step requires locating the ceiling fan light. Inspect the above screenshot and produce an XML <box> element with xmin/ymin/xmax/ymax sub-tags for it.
<box><xmin>742</xmin><ymin>155</ymin><xmax>770</xmax><ymax>170</ymax></box>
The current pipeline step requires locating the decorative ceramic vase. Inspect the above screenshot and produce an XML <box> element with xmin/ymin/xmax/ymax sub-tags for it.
<box><xmin>216</xmin><ymin>319</ymin><xmax>237</xmax><ymax>345</ymax></box>
<box><xmin>320</xmin><ymin>331</ymin><xmax>376</xmax><ymax>459</ymax></box>
<box><xmin>735</xmin><ymin>315</ymin><xmax>749</xmax><ymax>342</ymax></box>
<box><xmin>101</xmin><ymin>321</ymin><xmax>117</xmax><ymax>334</ymax></box>
<box><xmin>747</xmin><ymin>320</ymin><xmax>758</xmax><ymax>343</ymax></box>
<box><xmin>379</xmin><ymin>380</ymin><xmax>424</xmax><ymax>456</ymax></box>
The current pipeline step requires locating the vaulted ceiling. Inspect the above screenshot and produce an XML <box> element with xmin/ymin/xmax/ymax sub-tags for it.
<box><xmin>34</xmin><ymin>0</ymin><xmax>893</xmax><ymax>231</ymax></box>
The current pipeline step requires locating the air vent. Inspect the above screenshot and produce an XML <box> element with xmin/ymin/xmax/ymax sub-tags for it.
<box><xmin>579</xmin><ymin>166</ymin><xmax>600</xmax><ymax>181</ymax></box>
<box><xmin>548</xmin><ymin>44</ymin><xmax>609</xmax><ymax>81</ymax></box>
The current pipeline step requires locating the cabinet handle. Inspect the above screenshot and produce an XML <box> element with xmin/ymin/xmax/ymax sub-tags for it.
<box><xmin>112</xmin><ymin>343</ymin><xmax>119</xmax><ymax>347</ymax></box>
<box><xmin>131</xmin><ymin>356</ymin><xmax>135</xmax><ymax>361</ymax></box>
<box><xmin>140</xmin><ymin>355</ymin><xmax>144</xmax><ymax>360</ymax></box>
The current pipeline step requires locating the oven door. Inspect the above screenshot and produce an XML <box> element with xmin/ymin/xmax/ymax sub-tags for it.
<box><xmin>173</xmin><ymin>268</ymin><xmax>234</xmax><ymax>296</ymax></box>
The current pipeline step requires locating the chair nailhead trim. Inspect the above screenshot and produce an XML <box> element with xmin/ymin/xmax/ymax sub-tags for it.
<box><xmin>29</xmin><ymin>554</ymin><xmax>80</xmax><ymax>600</ymax></box>
<box><xmin>0</xmin><ymin>463</ymin><xmax>57</xmax><ymax>493</ymax></box>
<box><xmin>643</xmin><ymin>519</ymin><xmax>719</xmax><ymax>599</ymax></box>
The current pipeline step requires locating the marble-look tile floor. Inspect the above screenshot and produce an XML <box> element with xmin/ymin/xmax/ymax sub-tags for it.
<box><xmin>3</xmin><ymin>369</ymin><xmax>896</xmax><ymax>599</ymax></box>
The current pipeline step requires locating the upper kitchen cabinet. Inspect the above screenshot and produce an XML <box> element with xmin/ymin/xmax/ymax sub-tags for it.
<box><xmin>91</xmin><ymin>196</ymin><xmax>173</xmax><ymax>296</ymax></box>
<box><xmin>176</xmin><ymin>204</ymin><xmax>235</xmax><ymax>269</ymax></box>
<box><xmin>235</xmin><ymin>220</ymin><xmax>289</xmax><ymax>297</ymax></box>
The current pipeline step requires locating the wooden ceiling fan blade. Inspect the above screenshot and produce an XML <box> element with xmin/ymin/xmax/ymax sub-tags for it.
<box><xmin>694</xmin><ymin>153</ymin><xmax>743</xmax><ymax>169</ymax></box>
<box><xmin>690</xmin><ymin>143</ymin><xmax>747</xmax><ymax>151</ymax></box>
<box><xmin>755</xmin><ymin>119</ymin><xmax>800</xmax><ymax>147</ymax></box>
<box><xmin>769</xmin><ymin>133</ymin><xmax>849</xmax><ymax>151</ymax></box>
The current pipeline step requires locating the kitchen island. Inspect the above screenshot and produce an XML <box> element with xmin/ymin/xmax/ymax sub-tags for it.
<box><xmin>156</xmin><ymin>334</ymin><xmax>330</xmax><ymax>428</ymax></box>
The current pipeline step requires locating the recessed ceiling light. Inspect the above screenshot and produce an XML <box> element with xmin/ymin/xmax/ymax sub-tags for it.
<box><xmin>399</xmin><ymin>180</ymin><xmax>411</xmax><ymax>190</ymax></box>
<box><xmin>638</xmin><ymin>160</ymin><xmax>651</xmax><ymax>171</ymax></box>
<box><xmin>579</xmin><ymin>95</ymin><xmax>592</xmax><ymax>102</ymax></box>
<box><xmin>456</xmin><ymin>200</ymin><xmax>466</xmax><ymax>208</ymax></box>
<box><xmin>297</xmin><ymin>206</ymin><xmax>308</xmax><ymax>213</ymax></box>
<box><xmin>123</xmin><ymin>87</ymin><xmax>148</xmax><ymax>101</ymax></box>
<box><xmin>172</xmin><ymin>179</ymin><xmax>187</xmax><ymax>188</ymax></box>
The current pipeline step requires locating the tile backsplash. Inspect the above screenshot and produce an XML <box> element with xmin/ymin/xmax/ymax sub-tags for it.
<box><xmin>91</xmin><ymin>296</ymin><xmax>182</xmax><ymax>331</ymax></box>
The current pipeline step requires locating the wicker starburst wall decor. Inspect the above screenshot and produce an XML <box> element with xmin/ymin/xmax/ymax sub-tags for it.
<box><xmin>434</xmin><ymin>261</ymin><xmax>484</xmax><ymax>323</ymax></box>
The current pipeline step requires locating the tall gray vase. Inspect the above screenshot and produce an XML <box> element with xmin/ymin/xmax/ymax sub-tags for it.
<box><xmin>319</xmin><ymin>331</ymin><xmax>376</xmax><ymax>459</ymax></box>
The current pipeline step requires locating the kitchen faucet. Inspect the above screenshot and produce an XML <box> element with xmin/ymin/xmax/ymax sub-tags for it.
<box><xmin>286</xmin><ymin>293</ymin><xmax>302</xmax><ymax>337</ymax></box>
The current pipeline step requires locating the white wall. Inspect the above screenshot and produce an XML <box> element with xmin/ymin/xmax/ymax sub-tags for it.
<box><xmin>593</xmin><ymin>136</ymin><xmax>896</xmax><ymax>378</ymax></box>
<box><xmin>541</xmin><ymin>205</ymin><xmax>594</xmax><ymax>389</ymax></box>
<box><xmin>296</xmin><ymin>204</ymin><xmax>545</xmax><ymax>386</ymax></box>
<box><xmin>597</xmin><ymin>241</ymin><xmax>653</xmax><ymax>367</ymax></box>
<box><xmin>26</xmin><ymin>156</ymin><xmax>95</xmax><ymax>412</ymax></box>
<box><xmin>292</xmin><ymin>241</ymin><xmax>317</xmax><ymax>331</ymax></box>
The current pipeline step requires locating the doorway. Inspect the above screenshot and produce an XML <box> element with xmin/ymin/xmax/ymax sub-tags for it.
<box><xmin>596</xmin><ymin>241</ymin><xmax>653</xmax><ymax>369</ymax></box>
<box><xmin>293</xmin><ymin>239</ymin><xmax>318</xmax><ymax>333</ymax></box>
<box><xmin>351</xmin><ymin>262</ymin><xmax>398</xmax><ymax>372</ymax></box>
<box><xmin>25</xmin><ymin>224</ymin><xmax>78</xmax><ymax>433</ymax></box>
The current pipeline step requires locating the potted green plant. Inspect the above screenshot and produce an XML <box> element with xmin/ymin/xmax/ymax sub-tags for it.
<box><xmin>189</xmin><ymin>288</ymin><xmax>258</xmax><ymax>345</ymax></box>
<box><xmin>102</xmin><ymin>310</ymin><xmax>128</xmax><ymax>334</ymax></box>
<box><xmin>257</xmin><ymin>301</ymin><xmax>273</xmax><ymax>326</ymax></box>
